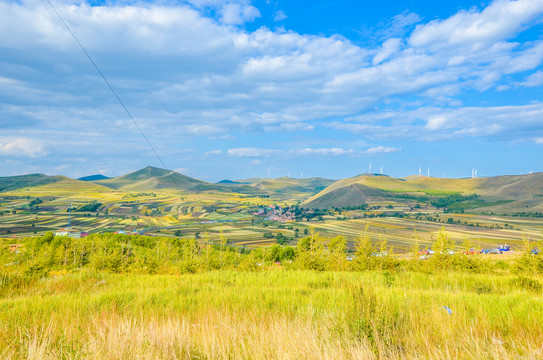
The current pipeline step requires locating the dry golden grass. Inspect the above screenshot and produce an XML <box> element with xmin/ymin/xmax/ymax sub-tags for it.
<box><xmin>1</xmin><ymin>270</ymin><xmax>542</xmax><ymax>359</ymax></box>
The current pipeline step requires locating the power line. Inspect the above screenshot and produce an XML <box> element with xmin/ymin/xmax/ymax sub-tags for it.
<box><xmin>45</xmin><ymin>0</ymin><xmax>184</xmax><ymax>197</ymax></box>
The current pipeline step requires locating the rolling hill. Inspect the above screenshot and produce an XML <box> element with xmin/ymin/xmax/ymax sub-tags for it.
<box><xmin>94</xmin><ymin>166</ymin><xmax>205</xmax><ymax>191</ymax></box>
<box><xmin>93</xmin><ymin>166</ymin><xmax>264</xmax><ymax>194</ymax></box>
<box><xmin>0</xmin><ymin>174</ymin><xmax>109</xmax><ymax>193</ymax></box>
<box><xmin>237</xmin><ymin>177</ymin><xmax>334</xmax><ymax>195</ymax></box>
<box><xmin>0</xmin><ymin>174</ymin><xmax>60</xmax><ymax>192</ymax></box>
<box><xmin>303</xmin><ymin>172</ymin><xmax>543</xmax><ymax>211</ymax></box>
<box><xmin>3</xmin><ymin>168</ymin><xmax>543</xmax><ymax>213</ymax></box>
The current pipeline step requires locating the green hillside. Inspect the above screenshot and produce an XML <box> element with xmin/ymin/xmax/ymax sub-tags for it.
<box><xmin>0</xmin><ymin>174</ymin><xmax>108</xmax><ymax>194</ymax></box>
<box><xmin>303</xmin><ymin>172</ymin><xmax>543</xmax><ymax>211</ymax></box>
<box><xmin>94</xmin><ymin>166</ymin><xmax>205</xmax><ymax>191</ymax></box>
<box><xmin>0</xmin><ymin>174</ymin><xmax>62</xmax><ymax>192</ymax></box>
<box><xmin>94</xmin><ymin>166</ymin><xmax>264</xmax><ymax>194</ymax></box>
<box><xmin>238</xmin><ymin>177</ymin><xmax>334</xmax><ymax>194</ymax></box>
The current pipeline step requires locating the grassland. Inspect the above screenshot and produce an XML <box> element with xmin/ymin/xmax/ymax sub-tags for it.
<box><xmin>1</xmin><ymin>268</ymin><xmax>543</xmax><ymax>359</ymax></box>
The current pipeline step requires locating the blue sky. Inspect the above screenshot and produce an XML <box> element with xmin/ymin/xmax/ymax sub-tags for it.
<box><xmin>1</xmin><ymin>0</ymin><xmax>543</xmax><ymax>181</ymax></box>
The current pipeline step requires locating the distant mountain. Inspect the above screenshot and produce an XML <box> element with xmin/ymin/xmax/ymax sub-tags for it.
<box><xmin>217</xmin><ymin>180</ymin><xmax>241</xmax><ymax>184</ymax></box>
<box><xmin>93</xmin><ymin>166</ymin><xmax>265</xmax><ymax>194</ymax></box>
<box><xmin>303</xmin><ymin>173</ymin><xmax>543</xmax><ymax>212</ymax></box>
<box><xmin>93</xmin><ymin>166</ymin><xmax>205</xmax><ymax>191</ymax></box>
<box><xmin>0</xmin><ymin>173</ymin><xmax>108</xmax><ymax>193</ymax></box>
<box><xmin>78</xmin><ymin>174</ymin><xmax>110</xmax><ymax>181</ymax></box>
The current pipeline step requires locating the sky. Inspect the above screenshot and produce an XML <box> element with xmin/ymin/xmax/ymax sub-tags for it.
<box><xmin>1</xmin><ymin>0</ymin><xmax>543</xmax><ymax>181</ymax></box>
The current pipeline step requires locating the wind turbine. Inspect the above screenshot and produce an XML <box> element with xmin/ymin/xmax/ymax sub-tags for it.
<box><xmin>419</xmin><ymin>165</ymin><xmax>422</xmax><ymax>176</ymax></box>
<box><xmin>380</xmin><ymin>166</ymin><xmax>383</xmax><ymax>174</ymax></box>
<box><xmin>369</xmin><ymin>161</ymin><xmax>372</xmax><ymax>174</ymax></box>
<box><xmin>427</xmin><ymin>167</ymin><xmax>430</xmax><ymax>177</ymax></box>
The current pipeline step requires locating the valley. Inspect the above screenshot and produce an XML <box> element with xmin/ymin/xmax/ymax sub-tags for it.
<box><xmin>2</xmin><ymin>166</ymin><xmax>542</xmax><ymax>251</ymax></box>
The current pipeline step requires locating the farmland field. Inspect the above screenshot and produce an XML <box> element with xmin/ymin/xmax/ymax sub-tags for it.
<box><xmin>2</xmin><ymin>184</ymin><xmax>543</xmax><ymax>252</ymax></box>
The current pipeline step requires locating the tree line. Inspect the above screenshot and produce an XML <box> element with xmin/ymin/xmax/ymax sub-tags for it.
<box><xmin>1</xmin><ymin>229</ymin><xmax>542</xmax><ymax>276</ymax></box>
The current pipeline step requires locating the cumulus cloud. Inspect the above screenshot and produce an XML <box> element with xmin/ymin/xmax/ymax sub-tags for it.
<box><xmin>0</xmin><ymin>138</ymin><xmax>47</xmax><ymax>157</ymax></box>
<box><xmin>2</xmin><ymin>0</ymin><xmax>542</xmax><ymax>137</ymax></box>
<box><xmin>516</xmin><ymin>71</ymin><xmax>543</xmax><ymax>87</ymax></box>
<box><xmin>227</xmin><ymin>148</ymin><xmax>281</xmax><ymax>157</ymax></box>
<box><xmin>225</xmin><ymin>146</ymin><xmax>394</xmax><ymax>157</ymax></box>
<box><xmin>365</xmin><ymin>146</ymin><xmax>401</xmax><ymax>154</ymax></box>
<box><xmin>372</xmin><ymin>38</ymin><xmax>402</xmax><ymax>65</ymax></box>
<box><xmin>219</xmin><ymin>2</ymin><xmax>260</xmax><ymax>25</ymax></box>
<box><xmin>328</xmin><ymin>103</ymin><xmax>543</xmax><ymax>140</ymax></box>
<box><xmin>409</xmin><ymin>0</ymin><xmax>543</xmax><ymax>49</ymax></box>
<box><xmin>273</xmin><ymin>10</ymin><xmax>287</xmax><ymax>21</ymax></box>
<box><xmin>291</xmin><ymin>148</ymin><xmax>354</xmax><ymax>156</ymax></box>
<box><xmin>1</xmin><ymin>0</ymin><xmax>543</xmax><ymax>176</ymax></box>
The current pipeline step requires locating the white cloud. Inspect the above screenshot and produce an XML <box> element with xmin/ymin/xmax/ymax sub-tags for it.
<box><xmin>205</xmin><ymin>150</ymin><xmax>223</xmax><ymax>156</ymax></box>
<box><xmin>1</xmin><ymin>0</ymin><xmax>543</xmax><ymax>177</ymax></box>
<box><xmin>0</xmin><ymin>138</ymin><xmax>47</xmax><ymax>158</ymax></box>
<box><xmin>291</xmin><ymin>148</ymin><xmax>354</xmax><ymax>156</ymax></box>
<box><xmin>263</xmin><ymin>122</ymin><xmax>314</xmax><ymax>132</ymax></box>
<box><xmin>274</xmin><ymin>10</ymin><xmax>287</xmax><ymax>22</ymax></box>
<box><xmin>372</xmin><ymin>38</ymin><xmax>401</xmax><ymax>65</ymax></box>
<box><xmin>409</xmin><ymin>0</ymin><xmax>543</xmax><ymax>49</ymax></box>
<box><xmin>425</xmin><ymin>116</ymin><xmax>449</xmax><ymax>130</ymax></box>
<box><xmin>535</xmin><ymin>138</ymin><xmax>543</xmax><ymax>144</ymax></box>
<box><xmin>516</xmin><ymin>71</ymin><xmax>543</xmax><ymax>87</ymax></box>
<box><xmin>225</xmin><ymin>146</ymin><xmax>399</xmax><ymax>157</ymax></box>
<box><xmin>384</xmin><ymin>11</ymin><xmax>421</xmax><ymax>37</ymax></box>
<box><xmin>365</xmin><ymin>146</ymin><xmax>401</xmax><ymax>154</ymax></box>
<box><xmin>329</xmin><ymin>103</ymin><xmax>543</xmax><ymax>140</ymax></box>
<box><xmin>227</xmin><ymin>148</ymin><xmax>281</xmax><ymax>157</ymax></box>
<box><xmin>219</xmin><ymin>2</ymin><xmax>261</xmax><ymax>25</ymax></box>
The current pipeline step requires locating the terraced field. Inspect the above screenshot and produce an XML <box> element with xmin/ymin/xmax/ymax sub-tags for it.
<box><xmin>2</xmin><ymin>169</ymin><xmax>543</xmax><ymax>251</ymax></box>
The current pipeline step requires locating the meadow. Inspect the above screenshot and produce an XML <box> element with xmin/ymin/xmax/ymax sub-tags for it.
<box><xmin>1</xmin><ymin>230</ymin><xmax>543</xmax><ymax>359</ymax></box>
<box><xmin>1</xmin><ymin>268</ymin><xmax>543</xmax><ymax>359</ymax></box>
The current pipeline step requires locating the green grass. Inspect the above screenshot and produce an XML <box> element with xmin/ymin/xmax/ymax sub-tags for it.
<box><xmin>0</xmin><ymin>269</ymin><xmax>542</xmax><ymax>359</ymax></box>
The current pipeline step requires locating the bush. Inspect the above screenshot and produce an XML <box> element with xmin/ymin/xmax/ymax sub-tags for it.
<box><xmin>512</xmin><ymin>276</ymin><xmax>542</xmax><ymax>292</ymax></box>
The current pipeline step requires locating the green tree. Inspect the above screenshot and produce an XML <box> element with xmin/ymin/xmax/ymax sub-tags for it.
<box><xmin>328</xmin><ymin>235</ymin><xmax>347</xmax><ymax>270</ymax></box>
<box><xmin>296</xmin><ymin>228</ymin><xmax>326</xmax><ymax>270</ymax></box>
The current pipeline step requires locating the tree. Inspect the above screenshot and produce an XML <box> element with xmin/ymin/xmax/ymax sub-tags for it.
<box><xmin>433</xmin><ymin>227</ymin><xmax>453</xmax><ymax>254</ymax></box>
<box><xmin>328</xmin><ymin>235</ymin><xmax>347</xmax><ymax>270</ymax></box>
<box><xmin>280</xmin><ymin>246</ymin><xmax>295</xmax><ymax>261</ymax></box>
<box><xmin>276</xmin><ymin>233</ymin><xmax>288</xmax><ymax>245</ymax></box>
<box><xmin>296</xmin><ymin>228</ymin><xmax>326</xmax><ymax>270</ymax></box>
<box><xmin>410</xmin><ymin>231</ymin><xmax>421</xmax><ymax>260</ymax></box>
<box><xmin>354</xmin><ymin>223</ymin><xmax>374</xmax><ymax>269</ymax></box>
